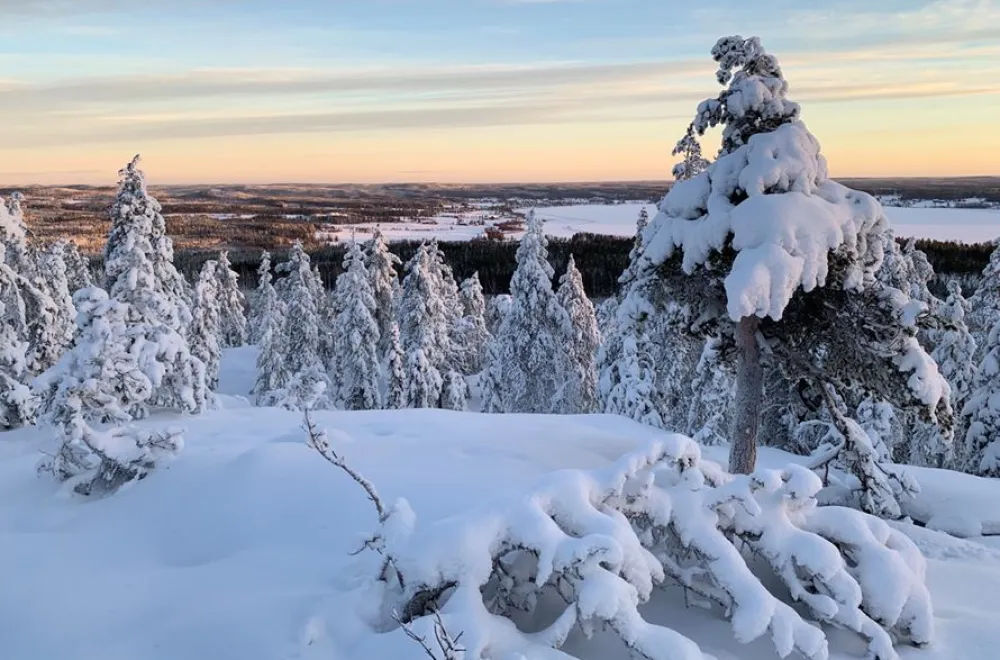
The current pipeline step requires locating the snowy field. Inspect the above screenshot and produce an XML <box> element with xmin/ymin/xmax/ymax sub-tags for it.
<box><xmin>321</xmin><ymin>204</ymin><xmax>1000</xmax><ymax>245</ymax></box>
<box><xmin>1</xmin><ymin>347</ymin><xmax>999</xmax><ymax>660</ymax></box>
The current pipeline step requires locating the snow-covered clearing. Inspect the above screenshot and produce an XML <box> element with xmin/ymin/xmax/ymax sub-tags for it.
<box><xmin>0</xmin><ymin>347</ymin><xmax>998</xmax><ymax>659</ymax></box>
<box><xmin>319</xmin><ymin>204</ymin><xmax>1000</xmax><ymax>245</ymax></box>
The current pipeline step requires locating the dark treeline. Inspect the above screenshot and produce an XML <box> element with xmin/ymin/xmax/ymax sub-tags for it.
<box><xmin>84</xmin><ymin>235</ymin><xmax>995</xmax><ymax>299</ymax></box>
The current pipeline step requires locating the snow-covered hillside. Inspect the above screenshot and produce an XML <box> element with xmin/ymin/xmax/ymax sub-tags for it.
<box><xmin>1</xmin><ymin>348</ymin><xmax>999</xmax><ymax>660</ymax></box>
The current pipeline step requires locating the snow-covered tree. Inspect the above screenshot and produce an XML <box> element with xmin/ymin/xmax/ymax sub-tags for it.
<box><xmin>38</xmin><ymin>287</ymin><xmax>181</xmax><ymax>495</ymax></box>
<box><xmin>627</xmin><ymin>36</ymin><xmax>951</xmax><ymax>479</ymax></box>
<box><xmin>332</xmin><ymin>242</ymin><xmax>381</xmax><ymax>411</ymax></box>
<box><xmin>103</xmin><ymin>156</ymin><xmax>208</xmax><ymax>415</ymax></box>
<box><xmin>215</xmin><ymin>251</ymin><xmax>247</xmax><ymax>348</ymax></box>
<box><xmin>967</xmin><ymin>238</ymin><xmax>1000</xmax><ymax>355</ymax></box>
<box><xmin>454</xmin><ymin>272</ymin><xmax>491</xmax><ymax>375</ymax></box>
<box><xmin>960</xmin><ymin>316</ymin><xmax>1000</xmax><ymax>477</ymax></box>
<box><xmin>485</xmin><ymin>293</ymin><xmax>511</xmax><ymax>336</ymax></box>
<box><xmin>0</xmin><ymin>245</ymin><xmax>34</xmax><ymax>429</ymax></box>
<box><xmin>932</xmin><ymin>280</ymin><xmax>977</xmax><ymax>408</ymax></box>
<box><xmin>189</xmin><ymin>261</ymin><xmax>223</xmax><ymax>390</ymax></box>
<box><xmin>364</xmin><ymin>230</ymin><xmax>402</xmax><ymax>361</ymax></box>
<box><xmin>269</xmin><ymin>242</ymin><xmax>331</xmax><ymax>409</ymax></box>
<box><xmin>601</xmin><ymin>330</ymin><xmax>664</xmax><ymax>427</ymax></box>
<box><xmin>384</xmin><ymin>324</ymin><xmax>406</xmax><ymax>410</ymax></box>
<box><xmin>554</xmin><ymin>255</ymin><xmax>600</xmax><ymax>413</ymax></box>
<box><xmin>486</xmin><ymin>211</ymin><xmax>569</xmax><ymax>413</ymax></box>
<box><xmin>36</xmin><ymin>242</ymin><xmax>77</xmax><ymax>361</ymax></box>
<box><xmin>248</xmin><ymin>251</ymin><xmax>274</xmax><ymax>345</ymax></box>
<box><xmin>105</xmin><ymin>155</ymin><xmax>190</xmax><ymax>332</ymax></box>
<box><xmin>55</xmin><ymin>240</ymin><xmax>93</xmax><ymax>294</ymax></box>
<box><xmin>398</xmin><ymin>245</ymin><xmax>446</xmax><ymax>408</ymax></box>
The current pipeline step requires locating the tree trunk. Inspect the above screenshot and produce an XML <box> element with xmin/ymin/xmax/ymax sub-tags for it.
<box><xmin>729</xmin><ymin>316</ymin><xmax>763</xmax><ymax>474</ymax></box>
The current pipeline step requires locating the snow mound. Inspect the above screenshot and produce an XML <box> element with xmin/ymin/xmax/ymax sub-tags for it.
<box><xmin>643</xmin><ymin>121</ymin><xmax>888</xmax><ymax>321</ymax></box>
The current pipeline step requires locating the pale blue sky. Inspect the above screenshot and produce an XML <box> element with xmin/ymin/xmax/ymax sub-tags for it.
<box><xmin>1</xmin><ymin>0</ymin><xmax>997</xmax><ymax>183</ymax></box>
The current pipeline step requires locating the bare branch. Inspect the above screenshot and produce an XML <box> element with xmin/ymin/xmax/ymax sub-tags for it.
<box><xmin>303</xmin><ymin>411</ymin><xmax>387</xmax><ymax>522</ymax></box>
<box><xmin>392</xmin><ymin>609</ymin><xmax>465</xmax><ymax>660</ymax></box>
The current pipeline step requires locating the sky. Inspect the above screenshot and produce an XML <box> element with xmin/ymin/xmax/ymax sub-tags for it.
<box><xmin>0</xmin><ymin>0</ymin><xmax>998</xmax><ymax>185</ymax></box>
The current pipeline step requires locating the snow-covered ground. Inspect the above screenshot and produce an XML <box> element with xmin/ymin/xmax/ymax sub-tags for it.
<box><xmin>1</xmin><ymin>348</ymin><xmax>999</xmax><ymax>660</ymax></box>
<box><xmin>318</xmin><ymin>203</ymin><xmax>1000</xmax><ymax>245</ymax></box>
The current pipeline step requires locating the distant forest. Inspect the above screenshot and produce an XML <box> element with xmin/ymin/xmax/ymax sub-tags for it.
<box><xmin>133</xmin><ymin>234</ymin><xmax>997</xmax><ymax>300</ymax></box>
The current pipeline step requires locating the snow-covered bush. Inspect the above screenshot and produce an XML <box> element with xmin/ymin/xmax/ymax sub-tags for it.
<box><xmin>322</xmin><ymin>427</ymin><xmax>933</xmax><ymax>660</ymax></box>
<box><xmin>38</xmin><ymin>287</ymin><xmax>182</xmax><ymax>495</ymax></box>
<box><xmin>215</xmin><ymin>251</ymin><xmax>248</xmax><ymax>348</ymax></box>
<box><xmin>622</xmin><ymin>36</ymin><xmax>951</xmax><ymax>479</ymax></box>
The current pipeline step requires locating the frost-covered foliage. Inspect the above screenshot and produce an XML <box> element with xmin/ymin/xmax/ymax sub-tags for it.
<box><xmin>215</xmin><ymin>251</ymin><xmax>248</xmax><ymax>348</ymax></box>
<box><xmin>332</xmin><ymin>242</ymin><xmax>382</xmax><ymax>411</ymax></box>
<box><xmin>619</xmin><ymin>36</ymin><xmax>951</xmax><ymax>478</ymax></box>
<box><xmin>0</xmin><ymin>247</ymin><xmax>34</xmax><ymax>430</ymax></box>
<box><xmin>38</xmin><ymin>287</ymin><xmax>182</xmax><ymax>496</ymax></box>
<box><xmin>960</xmin><ymin>317</ymin><xmax>1000</xmax><ymax>477</ymax></box>
<box><xmin>365</xmin><ymin>230</ymin><xmax>403</xmax><ymax>362</ymax></box>
<box><xmin>37</xmin><ymin>242</ymin><xmax>78</xmax><ymax>357</ymax></box>
<box><xmin>346</xmin><ymin>434</ymin><xmax>932</xmax><ymax>660</ymax></box>
<box><xmin>454</xmin><ymin>273</ymin><xmax>491</xmax><ymax>375</ymax></box>
<box><xmin>686</xmin><ymin>335</ymin><xmax>735</xmax><ymax>444</ymax></box>
<box><xmin>485</xmin><ymin>211</ymin><xmax>569</xmax><ymax>413</ymax></box>
<box><xmin>600</xmin><ymin>326</ymin><xmax>664</xmax><ymax>427</ymax></box>
<box><xmin>252</xmin><ymin>252</ymin><xmax>289</xmax><ymax>404</ymax></box>
<box><xmin>103</xmin><ymin>156</ymin><xmax>207</xmax><ymax>414</ymax></box>
<box><xmin>189</xmin><ymin>261</ymin><xmax>222</xmax><ymax>390</ymax></box>
<box><xmin>555</xmin><ymin>256</ymin><xmax>600</xmax><ymax>413</ymax></box>
<box><xmin>399</xmin><ymin>245</ymin><xmax>447</xmax><ymax>409</ymax></box>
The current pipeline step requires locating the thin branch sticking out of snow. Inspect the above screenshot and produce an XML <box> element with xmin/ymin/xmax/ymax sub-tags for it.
<box><xmin>392</xmin><ymin>609</ymin><xmax>465</xmax><ymax>660</ymax></box>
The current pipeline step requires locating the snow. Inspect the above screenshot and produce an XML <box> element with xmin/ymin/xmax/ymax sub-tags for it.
<box><xmin>0</xmin><ymin>348</ymin><xmax>998</xmax><ymax>659</ymax></box>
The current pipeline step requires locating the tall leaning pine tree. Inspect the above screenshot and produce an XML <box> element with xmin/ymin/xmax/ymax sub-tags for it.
<box><xmin>625</xmin><ymin>36</ymin><xmax>951</xmax><ymax>489</ymax></box>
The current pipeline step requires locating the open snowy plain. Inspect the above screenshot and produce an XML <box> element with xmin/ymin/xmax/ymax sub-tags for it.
<box><xmin>326</xmin><ymin>204</ymin><xmax>1000</xmax><ymax>245</ymax></box>
<box><xmin>1</xmin><ymin>347</ymin><xmax>998</xmax><ymax>660</ymax></box>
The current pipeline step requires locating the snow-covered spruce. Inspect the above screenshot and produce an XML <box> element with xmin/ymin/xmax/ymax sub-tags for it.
<box><xmin>248</xmin><ymin>251</ymin><xmax>275</xmax><ymax>345</ymax></box>
<box><xmin>627</xmin><ymin>36</ymin><xmax>951</xmax><ymax>482</ymax></box>
<box><xmin>365</xmin><ymin>229</ymin><xmax>403</xmax><ymax>362</ymax></box>
<box><xmin>485</xmin><ymin>293</ymin><xmax>511</xmax><ymax>336</ymax></box>
<box><xmin>252</xmin><ymin>252</ymin><xmax>289</xmax><ymax>405</ymax></box>
<box><xmin>215</xmin><ymin>251</ymin><xmax>248</xmax><ymax>348</ymax></box>
<box><xmin>960</xmin><ymin>315</ymin><xmax>1000</xmax><ymax>477</ymax></box>
<box><xmin>323</xmin><ymin>428</ymin><xmax>932</xmax><ymax>660</ymax></box>
<box><xmin>103</xmin><ymin>156</ymin><xmax>208</xmax><ymax>415</ymax></box>
<box><xmin>265</xmin><ymin>242</ymin><xmax>332</xmax><ymax>411</ymax></box>
<box><xmin>685</xmin><ymin>335</ymin><xmax>735</xmax><ymax>444</ymax></box>
<box><xmin>931</xmin><ymin>281</ymin><xmax>977</xmax><ymax>408</ymax></box>
<box><xmin>454</xmin><ymin>272</ymin><xmax>491</xmax><ymax>375</ymax></box>
<box><xmin>332</xmin><ymin>242</ymin><xmax>382</xmax><ymax>411</ymax></box>
<box><xmin>485</xmin><ymin>211</ymin><xmax>569</xmax><ymax>413</ymax></box>
<box><xmin>383</xmin><ymin>324</ymin><xmax>406</xmax><ymax>410</ymax></box>
<box><xmin>0</xmin><ymin>244</ymin><xmax>35</xmax><ymax>430</ymax></box>
<box><xmin>38</xmin><ymin>287</ymin><xmax>182</xmax><ymax>495</ymax></box>
<box><xmin>554</xmin><ymin>255</ymin><xmax>600</xmax><ymax>413</ymax></box>
<box><xmin>189</xmin><ymin>260</ymin><xmax>223</xmax><ymax>391</ymax></box>
<box><xmin>53</xmin><ymin>239</ymin><xmax>94</xmax><ymax>294</ymax></box>
<box><xmin>398</xmin><ymin>244</ymin><xmax>448</xmax><ymax>409</ymax></box>
<box><xmin>967</xmin><ymin>237</ymin><xmax>1000</xmax><ymax>356</ymax></box>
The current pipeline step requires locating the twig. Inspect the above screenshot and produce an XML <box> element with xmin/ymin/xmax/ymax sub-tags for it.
<box><xmin>392</xmin><ymin>609</ymin><xmax>465</xmax><ymax>660</ymax></box>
